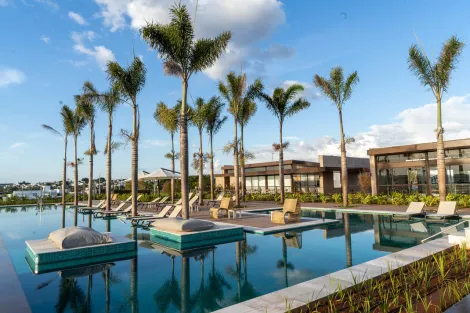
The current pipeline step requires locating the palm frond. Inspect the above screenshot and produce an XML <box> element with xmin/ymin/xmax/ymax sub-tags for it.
<box><xmin>189</xmin><ymin>32</ymin><xmax>231</xmax><ymax>75</ymax></box>
<box><xmin>106</xmin><ymin>57</ymin><xmax>146</xmax><ymax>106</ymax></box>
<box><xmin>286</xmin><ymin>98</ymin><xmax>310</xmax><ymax>118</ymax></box>
<box><xmin>284</xmin><ymin>84</ymin><xmax>304</xmax><ymax>102</ymax></box>
<box><xmin>163</xmin><ymin>60</ymin><xmax>183</xmax><ymax>77</ymax></box>
<box><xmin>104</xmin><ymin>141</ymin><xmax>123</xmax><ymax>155</ymax></box>
<box><xmin>435</xmin><ymin>36</ymin><xmax>464</xmax><ymax>92</ymax></box>
<box><xmin>206</xmin><ymin>96</ymin><xmax>227</xmax><ymax>135</ymax></box>
<box><xmin>343</xmin><ymin>72</ymin><xmax>360</xmax><ymax>102</ymax></box>
<box><xmin>155</xmin><ymin>101</ymin><xmax>179</xmax><ymax>134</ymax></box>
<box><xmin>41</xmin><ymin>124</ymin><xmax>63</xmax><ymax>138</ymax></box>
<box><xmin>272</xmin><ymin>141</ymin><xmax>290</xmax><ymax>152</ymax></box>
<box><xmin>408</xmin><ymin>44</ymin><xmax>434</xmax><ymax>89</ymax></box>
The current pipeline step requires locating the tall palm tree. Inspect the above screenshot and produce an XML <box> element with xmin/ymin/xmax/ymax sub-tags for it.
<box><xmin>141</xmin><ymin>3</ymin><xmax>231</xmax><ymax>219</ymax></box>
<box><xmin>258</xmin><ymin>85</ymin><xmax>310</xmax><ymax>203</ymax></box>
<box><xmin>238</xmin><ymin>99</ymin><xmax>257</xmax><ymax>199</ymax></box>
<box><xmin>154</xmin><ymin>101</ymin><xmax>179</xmax><ymax>203</ymax></box>
<box><xmin>408</xmin><ymin>36</ymin><xmax>464</xmax><ymax>200</ymax></box>
<box><xmin>41</xmin><ymin>104</ymin><xmax>74</xmax><ymax>226</ymax></box>
<box><xmin>99</xmin><ymin>86</ymin><xmax>121</xmax><ymax>211</ymax></box>
<box><xmin>191</xmin><ymin>97</ymin><xmax>209</xmax><ymax>206</ymax></box>
<box><xmin>314</xmin><ymin>67</ymin><xmax>359</xmax><ymax>207</ymax></box>
<box><xmin>76</xmin><ymin>81</ymin><xmax>99</xmax><ymax>208</ymax></box>
<box><xmin>65</xmin><ymin>104</ymin><xmax>86</xmax><ymax>221</ymax></box>
<box><xmin>206</xmin><ymin>97</ymin><xmax>227</xmax><ymax>200</ymax></box>
<box><xmin>106</xmin><ymin>57</ymin><xmax>146</xmax><ymax>217</ymax></box>
<box><xmin>219</xmin><ymin>73</ymin><xmax>262</xmax><ymax>206</ymax></box>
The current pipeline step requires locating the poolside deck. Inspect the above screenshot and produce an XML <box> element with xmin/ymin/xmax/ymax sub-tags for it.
<box><xmin>190</xmin><ymin>209</ymin><xmax>338</xmax><ymax>235</ymax></box>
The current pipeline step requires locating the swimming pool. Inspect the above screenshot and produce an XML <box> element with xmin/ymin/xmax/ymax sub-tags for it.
<box><xmin>0</xmin><ymin>205</ymin><xmax>464</xmax><ymax>313</ymax></box>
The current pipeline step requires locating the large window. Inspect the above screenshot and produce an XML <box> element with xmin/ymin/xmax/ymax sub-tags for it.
<box><xmin>333</xmin><ymin>171</ymin><xmax>341</xmax><ymax>188</ymax></box>
<box><xmin>378</xmin><ymin>167</ymin><xmax>427</xmax><ymax>193</ymax></box>
<box><xmin>293</xmin><ymin>174</ymin><xmax>320</xmax><ymax>193</ymax></box>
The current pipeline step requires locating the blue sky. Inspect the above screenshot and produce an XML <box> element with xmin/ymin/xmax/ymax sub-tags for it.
<box><xmin>1</xmin><ymin>0</ymin><xmax>470</xmax><ymax>183</ymax></box>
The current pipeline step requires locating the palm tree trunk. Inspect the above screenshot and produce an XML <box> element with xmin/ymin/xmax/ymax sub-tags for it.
<box><xmin>106</xmin><ymin>117</ymin><xmax>112</xmax><ymax>211</ymax></box>
<box><xmin>62</xmin><ymin>137</ymin><xmax>67</xmax><ymax>228</ymax></box>
<box><xmin>338</xmin><ymin>109</ymin><xmax>348</xmax><ymax>207</ymax></box>
<box><xmin>236</xmin><ymin>241</ymin><xmax>241</xmax><ymax>301</ymax></box>
<box><xmin>181</xmin><ymin>80</ymin><xmax>190</xmax><ymax>219</ymax></box>
<box><xmin>210</xmin><ymin>131</ymin><xmax>214</xmax><ymax>200</ymax></box>
<box><xmin>198</xmin><ymin>129</ymin><xmax>203</xmax><ymax>206</ymax></box>
<box><xmin>171</xmin><ymin>132</ymin><xmax>175</xmax><ymax>203</ymax></box>
<box><xmin>181</xmin><ymin>257</ymin><xmax>190</xmax><ymax>313</ymax></box>
<box><xmin>344</xmin><ymin>213</ymin><xmax>352</xmax><ymax>267</ymax></box>
<box><xmin>279</xmin><ymin>123</ymin><xmax>285</xmax><ymax>203</ymax></box>
<box><xmin>234</xmin><ymin>119</ymin><xmax>240</xmax><ymax>207</ymax></box>
<box><xmin>74</xmin><ymin>134</ymin><xmax>78</xmax><ymax>226</ymax></box>
<box><xmin>88</xmin><ymin>125</ymin><xmax>94</xmax><ymax>208</ymax></box>
<box><xmin>240</xmin><ymin>125</ymin><xmax>245</xmax><ymax>200</ymax></box>
<box><xmin>282</xmin><ymin>237</ymin><xmax>288</xmax><ymax>287</ymax></box>
<box><xmin>104</xmin><ymin>269</ymin><xmax>110</xmax><ymax>313</ymax></box>
<box><xmin>436</xmin><ymin>97</ymin><xmax>447</xmax><ymax>200</ymax></box>
<box><xmin>130</xmin><ymin>228</ymin><xmax>138</xmax><ymax>313</ymax></box>
<box><xmin>131</xmin><ymin>106</ymin><xmax>138</xmax><ymax>217</ymax></box>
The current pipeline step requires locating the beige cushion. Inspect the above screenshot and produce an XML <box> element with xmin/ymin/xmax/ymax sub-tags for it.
<box><xmin>407</xmin><ymin>202</ymin><xmax>425</xmax><ymax>214</ymax></box>
<box><xmin>438</xmin><ymin>201</ymin><xmax>457</xmax><ymax>215</ymax></box>
<box><xmin>48</xmin><ymin>226</ymin><xmax>113</xmax><ymax>250</ymax></box>
<box><xmin>151</xmin><ymin>218</ymin><xmax>215</xmax><ymax>232</ymax></box>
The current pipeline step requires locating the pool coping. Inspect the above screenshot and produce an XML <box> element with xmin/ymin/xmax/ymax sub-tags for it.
<box><xmin>214</xmin><ymin>236</ymin><xmax>456</xmax><ymax>313</ymax></box>
<box><xmin>0</xmin><ymin>236</ymin><xmax>32</xmax><ymax>313</ymax></box>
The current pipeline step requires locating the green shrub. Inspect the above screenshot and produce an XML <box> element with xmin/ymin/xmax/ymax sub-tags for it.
<box><xmin>319</xmin><ymin>193</ymin><xmax>328</xmax><ymax>203</ymax></box>
<box><xmin>331</xmin><ymin>193</ymin><xmax>342</xmax><ymax>204</ymax></box>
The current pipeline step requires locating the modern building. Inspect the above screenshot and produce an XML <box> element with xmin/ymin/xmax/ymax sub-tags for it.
<box><xmin>215</xmin><ymin>155</ymin><xmax>370</xmax><ymax>194</ymax></box>
<box><xmin>367</xmin><ymin>138</ymin><xmax>470</xmax><ymax>195</ymax></box>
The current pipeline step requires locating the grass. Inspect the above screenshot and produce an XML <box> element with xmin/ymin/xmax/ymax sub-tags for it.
<box><xmin>290</xmin><ymin>245</ymin><xmax>470</xmax><ymax>313</ymax></box>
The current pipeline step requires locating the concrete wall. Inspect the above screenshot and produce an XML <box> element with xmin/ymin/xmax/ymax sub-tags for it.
<box><xmin>319</xmin><ymin>155</ymin><xmax>370</xmax><ymax>169</ymax></box>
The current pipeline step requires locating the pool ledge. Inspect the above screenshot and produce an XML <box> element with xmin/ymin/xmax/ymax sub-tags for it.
<box><xmin>214</xmin><ymin>237</ymin><xmax>456</xmax><ymax>313</ymax></box>
<box><xmin>0</xmin><ymin>236</ymin><xmax>32</xmax><ymax>313</ymax></box>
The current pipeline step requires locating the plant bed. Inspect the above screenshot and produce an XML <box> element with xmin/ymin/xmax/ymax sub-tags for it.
<box><xmin>300</xmin><ymin>245</ymin><xmax>470</xmax><ymax>313</ymax></box>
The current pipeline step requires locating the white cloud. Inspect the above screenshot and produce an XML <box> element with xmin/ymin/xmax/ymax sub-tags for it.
<box><xmin>71</xmin><ymin>31</ymin><xmax>115</xmax><ymax>69</ymax></box>
<box><xmin>249</xmin><ymin>95</ymin><xmax>470</xmax><ymax>162</ymax></box>
<box><xmin>142</xmin><ymin>139</ymin><xmax>169</xmax><ymax>148</ymax></box>
<box><xmin>11</xmin><ymin>142</ymin><xmax>26</xmax><ymax>149</ymax></box>
<box><xmin>68</xmin><ymin>11</ymin><xmax>87</xmax><ymax>25</ymax></box>
<box><xmin>281</xmin><ymin>80</ymin><xmax>321</xmax><ymax>100</ymax></box>
<box><xmin>94</xmin><ymin>0</ymin><xmax>290</xmax><ymax>79</ymax></box>
<box><xmin>0</xmin><ymin>68</ymin><xmax>25</xmax><ymax>87</ymax></box>
<box><xmin>34</xmin><ymin>0</ymin><xmax>58</xmax><ymax>9</ymax></box>
<box><xmin>40</xmin><ymin>35</ymin><xmax>50</xmax><ymax>43</ymax></box>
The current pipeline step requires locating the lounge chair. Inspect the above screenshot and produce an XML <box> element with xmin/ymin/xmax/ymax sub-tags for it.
<box><xmin>392</xmin><ymin>202</ymin><xmax>425</xmax><ymax>220</ymax></box>
<box><xmin>410</xmin><ymin>222</ymin><xmax>429</xmax><ymax>233</ymax></box>
<box><xmin>209</xmin><ymin>197</ymin><xmax>232</xmax><ymax>219</ymax></box>
<box><xmin>168</xmin><ymin>205</ymin><xmax>183</xmax><ymax>218</ymax></box>
<box><xmin>425</xmin><ymin>201</ymin><xmax>458</xmax><ymax>221</ymax></box>
<box><xmin>271</xmin><ymin>199</ymin><xmax>301</xmax><ymax>224</ymax></box>
<box><xmin>77</xmin><ymin>200</ymin><xmax>106</xmax><ymax>213</ymax></box>
<box><xmin>207</xmin><ymin>193</ymin><xmax>224</xmax><ymax>207</ymax></box>
<box><xmin>130</xmin><ymin>205</ymin><xmax>174</xmax><ymax>226</ymax></box>
<box><xmin>94</xmin><ymin>195</ymin><xmax>143</xmax><ymax>218</ymax></box>
<box><xmin>174</xmin><ymin>192</ymin><xmax>193</xmax><ymax>205</ymax></box>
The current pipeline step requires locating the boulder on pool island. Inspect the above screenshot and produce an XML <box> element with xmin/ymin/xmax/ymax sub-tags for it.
<box><xmin>48</xmin><ymin>226</ymin><xmax>113</xmax><ymax>249</ymax></box>
<box><xmin>151</xmin><ymin>218</ymin><xmax>215</xmax><ymax>232</ymax></box>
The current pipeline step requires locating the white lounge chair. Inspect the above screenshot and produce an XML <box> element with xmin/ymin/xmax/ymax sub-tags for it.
<box><xmin>174</xmin><ymin>192</ymin><xmax>193</xmax><ymax>205</ymax></box>
<box><xmin>207</xmin><ymin>193</ymin><xmax>224</xmax><ymax>207</ymax></box>
<box><xmin>425</xmin><ymin>201</ymin><xmax>458</xmax><ymax>221</ymax></box>
<box><xmin>410</xmin><ymin>222</ymin><xmax>428</xmax><ymax>233</ymax></box>
<box><xmin>130</xmin><ymin>205</ymin><xmax>174</xmax><ymax>226</ymax></box>
<box><xmin>94</xmin><ymin>195</ymin><xmax>143</xmax><ymax>218</ymax></box>
<box><xmin>392</xmin><ymin>202</ymin><xmax>425</xmax><ymax>220</ymax></box>
<box><xmin>168</xmin><ymin>205</ymin><xmax>183</xmax><ymax>218</ymax></box>
<box><xmin>77</xmin><ymin>200</ymin><xmax>106</xmax><ymax>213</ymax></box>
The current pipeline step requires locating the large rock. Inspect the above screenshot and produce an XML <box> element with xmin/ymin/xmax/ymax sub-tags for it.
<box><xmin>48</xmin><ymin>226</ymin><xmax>113</xmax><ymax>249</ymax></box>
<box><xmin>152</xmin><ymin>218</ymin><xmax>215</xmax><ymax>232</ymax></box>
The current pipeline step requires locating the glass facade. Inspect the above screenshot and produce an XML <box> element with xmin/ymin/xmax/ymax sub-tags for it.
<box><xmin>245</xmin><ymin>174</ymin><xmax>318</xmax><ymax>193</ymax></box>
<box><xmin>376</xmin><ymin>149</ymin><xmax>470</xmax><ymax>194</ymax></box>
<box><xmin>293</xmin><ymin>174</ymin><xmax>320</xmax><ymax>193</ymax></box>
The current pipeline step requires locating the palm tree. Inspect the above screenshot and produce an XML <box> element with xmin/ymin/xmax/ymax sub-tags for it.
<box><xmin>258</xmin><ymin>85</ymin><xmax>310</xmax><ymax>203</ymax></box>
<box><xmin>154</xmin><ymin>101</ymin><xmax>179</xmax><ymax>203</ymax></box>
<box><xmin>99</xmin><ymin>86</ymin><xmax>121</xmax><ymax>211</ymax></box>
<box><xmin>238</xmin><ymin>99</ymin><xmax>257</xmax><ymax>199</ymax></box>
<box><xmin>106</xmin><ymin>57</ymin><xmax>146</xmax><ymax>217</ymax></box>
<box><xmin>191</xmin><ymin>97</ymin><xmax>210</xmax><ymax>206</ymax></box>
<box><xmin>219</xmin><ymin>73</ymin><xmax>262</xmax><ymax>206</ymax></box>
<box><xmin>314</xmin><ymin>67</ymin><xmax>359</xmax><ymax>207</ymax></box>
<box><xmin>408</xmin><ymin>36</ymin><xmax>464</xmax><ymax>200</ymax></box>
<box><xmin>206</xmin><ymin>97</ymin><xmax>227</xmax><ymax>200</ymax></box>
<box><xmin>41</xmin><ymin>105</ymin><xmax>74</xmax><ymax>226</ymax></box>
<box><xmin>76</xmin><ymin>81</ymin><xmax>99</xmax><ymax>208</ymax></box>
<box><xmin>141</xmin><ymin>3</ymin><xmax>231</xmax><ymax>219</ymax></box>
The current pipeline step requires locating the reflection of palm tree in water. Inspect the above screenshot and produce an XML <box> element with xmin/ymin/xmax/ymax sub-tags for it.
<box><xmin>276</xmin><ymin>237</ymin><xmax>295</xmax><ymax>287</ymax></box>
<box><xmin>55</xmin><ymin>278</ymin><xmax>90</xmax><ymax>313</ymax></box>
<box><xmin>344</xmin><ymin>213</ymin><xmax>352</xmax><ymax>267</ymax></box>
<box><xmin>226</xmin><ymin>240</ymin><xmax>258</xmax><ymax>302</ymax></box>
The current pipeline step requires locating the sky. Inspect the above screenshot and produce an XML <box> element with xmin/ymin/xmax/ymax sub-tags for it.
<box><xmin>1</xmin><ymin>0</ymin><xmax>470</xmax><ymax>183</ymax></box>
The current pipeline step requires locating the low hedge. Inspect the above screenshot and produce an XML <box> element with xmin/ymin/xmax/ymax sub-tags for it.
<box><xmin>245</xmin><ymin>192</ymin><xmax>470</xmax><ymax>208</ymax></box>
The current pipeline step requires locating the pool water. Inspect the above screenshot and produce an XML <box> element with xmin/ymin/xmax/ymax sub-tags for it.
<box><xmin>0</xmin><ymin>205</ymin><xmax>464</xmax><ymax>313</ymax></box>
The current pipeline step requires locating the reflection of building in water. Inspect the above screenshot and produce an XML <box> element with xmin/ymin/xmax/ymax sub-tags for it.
<box><xmin>372</xmin><ymin>216</ymin><xmax>464</xmax><ymax>252</ymax></box>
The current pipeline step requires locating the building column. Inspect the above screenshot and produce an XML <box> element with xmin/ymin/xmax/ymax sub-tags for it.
<box><xmin>370</xmin><ymin>155</ymin><xmax>378</xmax><ymax>195</ymax></box>
<box><xmin>425</xmin><ymin>153</ymin><xmax>432</xmax><ymax>195</ymax></box>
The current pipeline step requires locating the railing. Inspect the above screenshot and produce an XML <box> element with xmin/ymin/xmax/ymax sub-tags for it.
<box><xmin>421</xmin><ymin>220</ymin><xmax>468</xmax><ymax>243</ymax></box>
